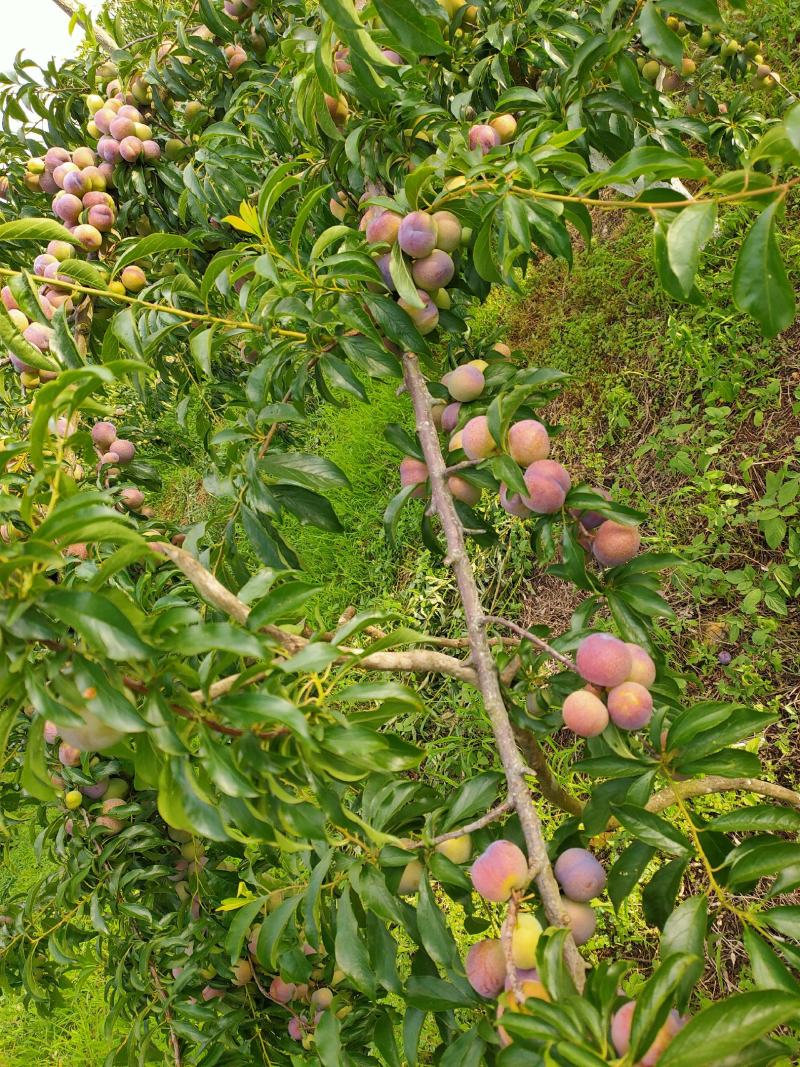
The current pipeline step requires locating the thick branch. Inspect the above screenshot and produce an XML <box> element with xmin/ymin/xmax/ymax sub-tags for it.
<box><xmin>645</xmin><ymin>776</ymin><xmax>800</xmax><ymax>816</ymax></box>
<box><xmin>49</xmin><ymin>0</ymin><xmax>119</xmax><ymax>54</ymax></box>
<box><xmin>402</xmin><ymin>353</ymin><xmax>585</xmax><ymax>990</ymax></box>
<box><xmin>516</xmin><ymin>731</ymin><xmax>584</xmax><ymax>816</ymax></box>
<box><xmin>150</xmin><ymin>542</ymin><xmax>477</xmax><ymax>684</ymax></box>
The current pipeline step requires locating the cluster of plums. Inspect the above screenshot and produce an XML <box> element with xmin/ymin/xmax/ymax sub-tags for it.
<box><xmin>565</xmin><ymin>633</ymin><xmax>656</xmax><ymax>736</ymax></box>
<box><xmin>399</xmin><ymin>361</ymin><xmax>642</xmax><ymax>568</ymax></box>
<box><xmin>467</xmin><ymin>113</ymin><xmax>517</xmax><ymax>154</ymax></box>
<box><xmin>26</xmin><ymin>144</ymin><xmax>117</xmax><ymax>252</ymax></box>
<box><xmin>465</xmin><ymin>840</ymin><xmax>610</xmax><ymax>1044</ymax></box>
<box><xmin>45</xmin><ymin>715</ymin><xmax>131</xmax><ymax>835</ymax></box>
<box><xmin>186</xmin><ymin>911</ymin><xmax>342</xmax><ymax>1044</ymax></box>
<box><xmin>85</xmin><ymin>91</ymin><xmax>162</xmax><ymax>167</ymax></box>
<box><xmin>1</xmin><ymin>285</ymin><xmax>59</xmax><ymax>390</ymax></box>
<box><xmin>339</xmin><ymin>196</ymin><xmax>466</xmax><ymax>336</ymax></box>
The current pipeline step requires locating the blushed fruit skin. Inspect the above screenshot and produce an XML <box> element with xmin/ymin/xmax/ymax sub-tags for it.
<box><xmin>562</xmin><ymin>688</ymin><xmax>609</xmax><ymax>738</ymax></box>
<box><xmin>470</xmin><ymin>839</ymin><xmax>528</xmax><ymax>902</ymax></box>
<box><xmin>400</xmin><ymin>456</ymin><xmax>428</xmax><ymax>499</ymax></box>
<box><xmin>311</xmin><ymin>987</ymin><xmax>333</xmax><ymax>1009</ymax></box>
<box><xmin>562</xmin><ymin>898</ymin><xmax>596</xmax><ymax>946</ymax></box>
<box><xmin>398</xmin><ymin>858</ymin><xmax>423</xmax><ymax>894</ymax></box>
<box><xmin>92</xmin><ymin>421</ymin><xmax>117</xmax><ymax>450</ymax></box>
<box><xmin>607</xmin><ymin>681</ymin><xmax>653</xmax><ymax>730</ymax></box>
<box><xmin>507</xmin><ymin>420</ymin><xmax>550</xmax><ymax>466</ymax></box>
<box><xmin>522</xmin><ymin>468</ymin><xmax>566</xmax><ymax>514</ymax></box>
<box><xmin>554</xmin><ymin>847</ymin><xmax>607</xmax><ymax>902</ymax></box>
<box><xmin>269</xmin><ymin>977</ymin><xmax>295</xmax><ymax>1003</ymax></box>
<box><xmin>461</xmin><ymin>415</ymin><xmax>497</xmax><ymax>460</ymax></box>
<box><xmin>120</xmin><ymin>487</ymin><xmax>145</xmax><ymax>510</ymax></box>
<box><xmin>365</xmin><ymin>211</ymin><xmax>401</xmax><ymax>246</ymax></box>
<box><xmin>110</xmin><ymin>438</ymin><xmax>135</xmax><ymax>464</ymax></box>
<box><xmin>592</xmin><ymin>520</ymin><xmax>641</xmax><ymax>566</ymax></box>
<box><xmin>465</xmin><ymin>938</ymin><xmax>506</xmax><ymax>998</ymax></box>
<box><xmin>411</xmin><ymin>249</ymin><xmax>455</xmax><ymax>291</ymax></box>
<box><xmin>398</xmin><ymin>210</ymin><xmax>438</xmax><ymax>259</ymax></box>
<box><xmin>441</xmin><ymin>402</ymin><xmax>461</xmax><ymax>434</ymax></box>
<box><xmin>526</xmin><ymin>458</ymin><xmax>570</xmax><ymax>493</ymax></box>
<box><xmin>398</xmin><ymin>289</ymin><xmax>439</xmax><ymax>334</ymax></box>
<box><xmin>435</xmin><ymin>833</ymin><xmax>472</xmax><ymax>864</ymax></box>
<box><xmin>232</xmin><ymin>959</ymin><xmax>253</xmax><ymax>986</ymax></box>
<box><xmin>576</xmin><ymin>632</ymin><xmax>633</xmax><ymax>688</ymax></box>
<box><xmin>510</xmin><ymin>912</ymin><xmax>542</xmax><ymax>969</ymax></box>
<box><xmin>431</xmin><ymin>210</ymin><xmax>462</xmax><ymax>252</ymax></box>
<box><xmin>499</xmin><ymin>484</ymin><xmax>531</xmax><ymax>518</ymax></box>
<box><xmin>448</xmin><ymin>475</ymin><xmax>481</xmax><ymax>506</ymax></box>
<box><xmin>445</xmin><ymin>364</ymin><xmax>484</xmax><ymax>402</ymax></box>
<box><xmin>611</xmin><ymin>1001</ymin><xmax>684</xmax><ymax>1065</ymax></box>
<box><xmin>468</xmin><ymin>123</ymin><xmax>501</xmax><ymax>154</ymax></box>
<box><xmin>625</xmin><ymin>643</ymin><xmax>656</xmax><ymax>688</ymax></box>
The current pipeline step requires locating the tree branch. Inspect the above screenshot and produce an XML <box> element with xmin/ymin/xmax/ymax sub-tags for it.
<box><xmin>48</xmin><ymin>0</ymin><xmax>119</xmax><ymax>55</ymax></box>
<box><xmin>483</xmin><ymin>616</ymin><xmax>576</xmax><ymax>672</ymax></box>
<box><xmin>643</xmin><ymin>775</ymin><xmax>800</xmax><ymax>817</ymax></box>
<box><xmin>149</xmin><ymin>542</ymin><xmax>478</xmax><ymax>685</ymax></box>
<box><xmin>401</xmin><ymin>352</ymin><xmax>586</xmax><ymax>990</ymax></box>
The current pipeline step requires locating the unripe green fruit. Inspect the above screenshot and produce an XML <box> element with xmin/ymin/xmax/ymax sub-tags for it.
<box><xmin>435</xmin><ymin>833</ymin><xmax>472</xmax><ymax>864</ymax></box>
<box><xmin>398</xmin><ymin>859</ymin><xmax>423</xmax><ymax>895</ymax></box>
<box><xmin>642</xmin><ymin>60</ymin><xmax>660</xmax><ymax>83</ymax></box>
<box><xmin>65</xmin><ymin>789</ymin><xmax>83</xmax><ymax>810</ymax></box>
<box><xmin>681</xmin><ymin>57</ymin><xmax>696</xmax><ymax>76</ymax></box>
<box><xmin>744</xmin><ymin>40</ymin><xmax>761</xmax><ymax>58</ymax></box>
<box><xmin>511</xmin><ymin>912</ymin><xmax>542</xmax><ymax>969</ymax></box>
<box><xmin>720</xmin><ymin>39</ymin><xmax>740</xmax><ymax>58</ymax></box>
<box><xmin>697</xmin><ymin>30</ymin><xmax>713</xmax><ymax>49</ymax></box>
<box><xmin>165</xmin><ymin>139</ymin><xmax>189</xmax><ymax>161</ymax></box>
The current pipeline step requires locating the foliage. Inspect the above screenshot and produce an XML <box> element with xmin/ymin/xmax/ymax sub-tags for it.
<box><xmin>0</xmin><ymin>0</ymin><xmax>799</xmax><ymax>1063</ymax></box>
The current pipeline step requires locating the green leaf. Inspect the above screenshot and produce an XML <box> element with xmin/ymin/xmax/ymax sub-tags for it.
<box><xmin>41</xmin><ymin>590</ymin><xmax>151</xmax><ymax>661</ymax></box>
<box><xmin>112</xmin><ymin>233</ymin><xmax>195</xmax><ymax>277</ymax></box>
<box><xmin>405</xmin><ymin>975</ymin><xmax>474</xmax><ymax>1010</ymax></box>
<box><xmin>372</xmin><ymin>0</ymin><xmax>446</xmax><ymax>56</ymax></box>
<box><xmin>733</xmin><ymin>202</ymin><xmax>796</xmax><ymax>337</ymax></box>
<box><xmin>639</xmin><ymin>2</ymin><xmax>683</xmax><ymax>68</ymax></box>
<box><xmin>225</xmin><ymin>896</ymin><xmax>266</xmax><ymax>963</ymax></box>
<box><xmin>631</xmin><ymin>954</ymin><xmax>700</xmax><ymax>1060</ymax></box>
<box><xmin>743</xmin><ymin>928</ymin><xmax>800</xmax><ymax>993</ymax></box>
<box><xmin>660</xmin><ymin>896</ymin><xmax>707</xmax><ymax>1010</ymax></box>
<box><xmin>0</xmin><ymin>217</ymin><xmax>78</xmax><ymax>245</ymax></box>
<box><xmin>390</xmin><ymin>242</ymin><xmax>425</xmax><ymax>308</ymax></box>
<box><xmin>256</xmin><ymin>895</ymin><xmax>302</xmax><ymax>970</ymax></box>
<box><xmin>612</xmin><ymin>804</ymin><xmax>692</xmax><ymax>856</ymax></box>
<box><xmin>666</xmin><ymin>203</ymin><xmax>716</xmax><ymax>298</ymax></box>
<box><xmin>709</xmin><ymin>805</ymin><xmax>800</xmax><ymax>834</ymax></box>
<box><xmin>260</xmin><ymin>452</ymin><xmax>350</xmax><ymax>491</ymax></box>
<box><xmin>762</xmin><ymin>906</ymin><xmax>800</xmax><ymax>939</ymax></box>
<box><xmin>654</xmin><ymin>0</ymin><xmax>722</xmax><ymax>27</ymax></box>
<box><xmin>658</xmin><ymin>991</ymin><xmax>800</xmax><ymax>1066</ymax></box>
<box><xmin>608</xmin><ymin>840</ymin><xmax>657</xmax><ymax>912</ymax></box>
<box><xmin>335</xmin><ymin>889</ymin><xmax>376</xmax><ymax>996</ymax></box>
<box><xmin>247</xmin><ymin>581</ymin><xmax>320</xmax><ymax>627</ymax></box>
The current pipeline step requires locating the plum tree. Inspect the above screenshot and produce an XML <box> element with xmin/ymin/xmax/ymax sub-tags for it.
<box><xmin>0</xmin><ymin>2</ymin><xmax>797</xmax><ymax>1063</ymax></box>
<box><xmin>470</xmin><ymin>840</ymin><xmax>528</xmax><ymax>902</ymax></box>
<box><xmin>553</xmin><ymin>848</ymin><xmax>606</xmax><ymax>902</ymax></box>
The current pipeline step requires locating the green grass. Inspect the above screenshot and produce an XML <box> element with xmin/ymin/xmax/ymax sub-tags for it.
<box><xmin>0</xmin><ymin>830</ymin><xmax>117</xmax><ymax>1067</ymax></box>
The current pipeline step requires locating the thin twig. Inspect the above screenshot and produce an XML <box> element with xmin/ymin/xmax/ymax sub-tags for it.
<box><xmin>483</xmin><ymin>616</ymin><xmax>576</xmax><ymax>672</ymax></box>
<box><xmin>406</xmin><ymin>799</ymin><xmax>514</xmax><ymax>849</ymax></box>
<box><xmin>149</xmin><ymin>964</ymin><xmax>182</xmax><ymax>1067</ymax></box>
